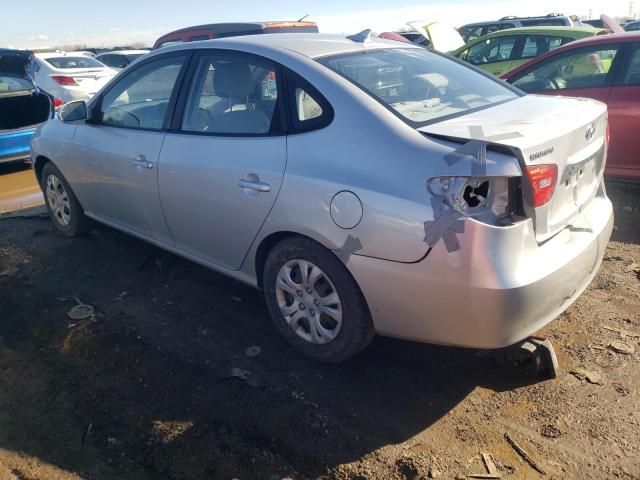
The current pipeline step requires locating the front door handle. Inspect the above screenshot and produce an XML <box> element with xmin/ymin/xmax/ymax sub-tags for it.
<box><xmin>238</xmin><ymin>178</ymin><xmax>271</xmax><ymax>192</ymax></box>
<box><xmin>132</xmin><ymin>154</ymin><xmax>153</xmax><ymax>169</ymax></box>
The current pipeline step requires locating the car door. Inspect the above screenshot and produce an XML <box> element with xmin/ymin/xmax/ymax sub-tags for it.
<box><xmin>70</xmin><ymin>52</ymin><xmax>190</xmax><ymax>244</ymax></box>
<box><xmin>462</xmin><ymin>35</ymin><xmax>519</xmax><ymax>75</ymax></box>
<box><xmin>157</xmin><ymin>50</ymin><xmax>287</xmax><ymax>270</ymax></box>
<box><xmin>607</xmin><ymin>42</ymin><xmax>640</xmax><ymax>178</ymax></box>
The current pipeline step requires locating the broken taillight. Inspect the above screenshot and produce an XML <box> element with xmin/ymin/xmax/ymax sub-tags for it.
<box><xmin>54</xmin><ymin>97</ymin><xmax>63</xmax><ymax>109</ymax></box>
<box><xmin>525</xmin><ymin>164</ymin><xmax>557</xmax><ymax>208</ymax></box>
<box><xmin>50</xmin><ymin>75</ymin><xmax>78</xmax><ymax>86</ymax></box>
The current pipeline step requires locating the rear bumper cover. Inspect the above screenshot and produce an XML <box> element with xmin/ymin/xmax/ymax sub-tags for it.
<box><xmin>348</xmin><ymin>191</ymin><xmax>613</xmax><ymax>349</ymax></box>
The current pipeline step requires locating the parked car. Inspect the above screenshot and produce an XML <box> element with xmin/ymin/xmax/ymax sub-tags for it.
<box><xmin>153</xmin><ymin>21</ymin><xmax>319</xmax><ymax>49</ymax></box>
<box><xmin>452</xmin><ymin>27</ymin><xmax>606</xmax><ymax>76</ymax></box>
<box><xmin>95</xmin><ymin>50</ymin><xmax>150</xmax><ymax>70</ymax></box>
<box><xmin>624</xmin><ymin>21</ymin><xmax>640</xmax><ymax>31</ymax></box>
<box><xmin>459</xmin><ymin>13</ymin><xmax>584</xmax><ymax>43</ymax></box>
<box><xmin>395</xmin><ymin>21</ymin><xmax>465</xmax><ymax>52</ymax></box>
<box><xmin>32</xmin><ymin>53</ymin><xmax>117</xmax><ymax>103</ymax></box>
<box><xmin>503</xmin><ymin>32</ymin><xmax>640</xmax><ymax>179</ymax></box>
<box><xmin>0</xmin><ymin>49</ymin><xmax>56</xmax><ymax>164</ymax></box>
<box><xmin>31</xmin><ymin>33</ymin><xmax>613</xmax><ymax>362</ymax></box>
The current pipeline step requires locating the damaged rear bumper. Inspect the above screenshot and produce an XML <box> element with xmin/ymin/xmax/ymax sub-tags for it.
<box><xmin>348</xmin><ymin>190</ymin><xmax>613</xmax><ymax>349</ymax></box>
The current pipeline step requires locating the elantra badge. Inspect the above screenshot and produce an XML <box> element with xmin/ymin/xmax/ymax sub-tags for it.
<box><xmin>585</xmin><ymin>123</ymin><xmax>596</xmax><ymax>142</ymax></box>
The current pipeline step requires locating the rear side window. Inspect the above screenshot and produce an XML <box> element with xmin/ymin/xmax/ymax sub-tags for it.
<box><xmin>181</xmin><ymin>54</ymin><xmax>281</xmax><ymax>135</ymax></box>
<box><xmin>521</xmin><ymin>35</ymin><xmax>566</xmax><ymax>59</ymax></box>
<box><xmin>285</xmin><ymin>71</ymin><xmax>333</xmax><ymax>132</ymax></box>
<box><xmin>100</xmin><ymin>55</ymin><xmax>186</xmax><ymax>129</ymax></box>
<box><xmin>512</xmin><ymin>46</ymin><xmax>620</xmax><ymax>92</ymax></box>
<box><xmin>520</xmin><ymin>19</ymin><xmax>567</xmax><ymax>27</ymax></box>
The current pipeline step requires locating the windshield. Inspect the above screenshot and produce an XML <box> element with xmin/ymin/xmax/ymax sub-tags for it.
<box><xmin>317</xmin><ymin>48</ymin><xmax>518</xmax><ymax>126</ymax></box>
<box><xmin>0</xmin><ymin>75</ymin><xmax>33</xmax><ymax>93</ymax></box>
<box><xmin>45</xmin><ymin>56</ymin><xmax>106</xmax><ymax>69</ymax></box>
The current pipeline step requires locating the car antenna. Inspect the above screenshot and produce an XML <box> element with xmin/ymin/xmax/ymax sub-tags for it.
<box><xmin>297</xmin><ymin>14</ymin><xmax>309</xmax><ymax>22</ymax></box>
<box><xmin>347</xmin><ymin>29</ymin><xmax>373</xmax><ymax>42</ymax></box>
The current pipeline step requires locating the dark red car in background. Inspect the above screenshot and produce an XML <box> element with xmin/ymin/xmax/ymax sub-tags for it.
<box><xmin>503</xmin><ymin>32</ymin><xmax>640</xmax><ymax>179</ymax></box>
<box><xmin>153</xmin><ymin>21</ymin><xmax>318</xmax><ymax>49</ymax></box>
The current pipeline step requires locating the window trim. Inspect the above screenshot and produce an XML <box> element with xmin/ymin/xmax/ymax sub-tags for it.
<box><xmin>90</xmin><ymin>50</ymin><xmax>192</xmax><ymax>133</ymax></box>
<box><xmin>169</xmin><ymin>48</ymin><xmax>288</xmax><ymax>138</ymax></box>
<box><xmin>509</xmin><ymin>43</ymin><xmax>626</xmax><ymax>92</ymax></box>
<box><xmin>283</xmin><ymin>68</ymin><xmax>334</xmax><ymax>134</ymax></box>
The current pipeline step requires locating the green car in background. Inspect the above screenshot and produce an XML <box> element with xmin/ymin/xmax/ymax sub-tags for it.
<box><xmin>452</xmin><ymin>26</ymin><xmax>608</xmax><ymax>76</ymax></box>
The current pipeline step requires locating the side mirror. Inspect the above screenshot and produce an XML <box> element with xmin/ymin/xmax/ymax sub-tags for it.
<box><xmin>59</xmin><ymin>101</ymin><xmax>88</xmax><ymax>122</ymax></box>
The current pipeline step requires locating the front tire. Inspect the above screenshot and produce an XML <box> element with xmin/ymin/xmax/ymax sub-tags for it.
<box><xmin>40</xmin><ymin>162</ymin><xmax>94</xmax><ymax>237</ymax></box>
<box><xmin>263</xmin><ymin>236</ymin><xmax>375</xmax><ymax>363</ymax></box>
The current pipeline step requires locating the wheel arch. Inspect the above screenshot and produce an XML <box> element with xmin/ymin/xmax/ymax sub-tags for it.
<box><xmin>254</xmin><ymin>231</ymin><xmax>306</xmax><ymax>289</ymax></box>
<box><xmin>33</xmin><ymin>155</ymin><xmax>52</xmax><ymax>183</ymax></box>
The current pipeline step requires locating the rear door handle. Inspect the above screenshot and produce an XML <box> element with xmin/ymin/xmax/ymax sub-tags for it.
<box><xmin>133</xmin><ymin>154</ymin><xmax>153</xmax><ymax>169</ymax></box>
<box><xmin>238</xmin><ymin>178</ymin><xmax>271</xmax><ymax>192</ymax></box>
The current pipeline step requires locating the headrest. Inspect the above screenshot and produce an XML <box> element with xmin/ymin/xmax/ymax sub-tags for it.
<box><xmin>409</xmin><ymin>73</ymin><xmax>449</xmax><ymax>98</ymax></box>
<box><xmin>214</xmin><ymin>62</ymin><xmax>255</xmax><ymax>97</ymax></box>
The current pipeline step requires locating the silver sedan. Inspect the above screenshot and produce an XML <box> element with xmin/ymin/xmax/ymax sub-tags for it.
<box><xmin>30</xmin><ymin>32</ymin><xmax>613</xmax><ymax>362</ymax></box>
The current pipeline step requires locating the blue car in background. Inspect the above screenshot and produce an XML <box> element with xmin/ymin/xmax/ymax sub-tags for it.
<box><xmin>0</xmin><ymin>49</ymin><xmax>55</xmax><ymax>164</ymax></box>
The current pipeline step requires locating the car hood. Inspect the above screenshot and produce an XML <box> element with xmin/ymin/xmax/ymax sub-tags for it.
<box><xmin>0</xmin><ymin>49</ymin><xmax>33</xmax><ymax>76</ymax></box>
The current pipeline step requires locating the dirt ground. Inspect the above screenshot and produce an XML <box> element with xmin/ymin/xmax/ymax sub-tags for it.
<box><xmin>0</xmin><ymin>179</ymin><xmax>638</xmax><ymax>480</ymax></box>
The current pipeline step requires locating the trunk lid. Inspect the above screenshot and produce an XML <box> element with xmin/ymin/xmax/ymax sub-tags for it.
<box><xmin>419</xmin><ymin>95</ymin><xmax>608</xmax><ymax>242</ymax></box>
<box><xmin>407</xmin><ymin>21</ymin><xmax>465</xmax><ymax>53</ymax></box>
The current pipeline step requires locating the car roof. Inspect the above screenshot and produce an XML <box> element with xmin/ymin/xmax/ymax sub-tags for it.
<box><xmin>97</xmin><ymin>50</ymin><xmax>149</xmax><ymax>55</ymax></box>
<box><xmin>461</xmin><ymin>14</ymin><xmax>579</xmax><ymax>27</ymax></box>
<box><xmin>35</xmin><ymin>52</ymin><xmax>93</xmax><ymax>59</ymax></box>
<box><xmin>475</xmin><ymin>26</ymin><xmax>603</xmax><ymax>37</ymax></box>
<box><xmin>156</xmin><ymin>33</ymin><xmax>420</xmax><ymax>59</ymax></box>
<box><xmin>503</xmin><ymin>31</ymin><xmax>640</xmax><ymax>78</ymax></box>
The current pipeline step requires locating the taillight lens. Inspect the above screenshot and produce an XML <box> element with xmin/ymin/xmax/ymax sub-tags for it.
<box><xmin>51</xmin><ymin>75</ymin><xmax>78</xmax><ymax>86</ymax></box>
<box><xmin>605</xmin><ymin>122</ymin><xmax>610</xmax><ymax>148</ymax></box>
<box><xmin>54</xmin><ymin>97</ymin><xmax>63</xmax><ymax>109</ymax></box>
<box><xmin>525</xmin><ymin>164</ymin><xmax>557</xmax><ymax>208</ymax></box>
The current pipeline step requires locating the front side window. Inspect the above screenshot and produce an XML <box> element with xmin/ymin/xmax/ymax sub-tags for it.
<box><xmin>100</xmin><ymin>55</ymin><xmax>185</xmax><ymax>129</ymax></box>
<box><xmin>44</xmin><ymin>56</ymin><xmax>105</xmax><ymax>69</ymax></box>
<box><xmin>512</xmin><ymin>46</ymin><xmax>619</xmax><ymax>92</ymax></box>
<box><xmin>318</xmin><ymin>48</ymin><xmax>518</xmax><ymax>126</ymax></box>
<box><xmin>464</xmin><ymin>36</ymin><xmax>517</xmax><ymax>65</ymax></box>
<box><xmin>181</xmin><ymin>54</ymin><xmax>279</xmax><ymax>135</ymax></box>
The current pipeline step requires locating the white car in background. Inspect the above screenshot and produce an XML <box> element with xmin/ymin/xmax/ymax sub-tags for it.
<box><xmin>95</xmin><ymin>50</ymin><xmax>149</xmax><ymax>71</ymax></box>
<box><xmin>33</xmin><ymin>53</ymin><xmax>117</xmax><ymax>103</ymax></box>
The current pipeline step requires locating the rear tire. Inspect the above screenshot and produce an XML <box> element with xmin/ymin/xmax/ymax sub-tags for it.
<box><xmin>263</xmin><ymin>236</ymin><xmax>375</xmax><ymax>363</ymax></box>
<box><xmin>40</xmin><ymin>162</ymin><xmax>94</xmax><ymax>237</ymax></box>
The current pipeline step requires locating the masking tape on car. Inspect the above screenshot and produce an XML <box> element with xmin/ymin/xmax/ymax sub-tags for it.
<box><xmin>424</xmin><ymin>197</ymin><xmax>466</xmax><ymax>253</ymax></box>
<box><xmin>443</xmin><ymin>125</ymin><xmax>522</xmax><ymax>176</ymax></box>
<box><xmin>334</xmin><ymin>235</ymin><xmax>363</xmax><ymax>264</ymax></box>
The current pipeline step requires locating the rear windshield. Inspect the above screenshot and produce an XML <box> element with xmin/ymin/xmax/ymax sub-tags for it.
<box><xmin>0</xmin><ymin>75</ymin><xmax>33</xmax><ymax>93</ymax></box>
<box><xmin>44</xmin><ymin>57</ymin><xmax>105</xmax><ymax>69</ymax></box>
<box><xmin>317</xmin><ymin>48</ymin><xmax>518</xmax><ymax>126</ymax></box>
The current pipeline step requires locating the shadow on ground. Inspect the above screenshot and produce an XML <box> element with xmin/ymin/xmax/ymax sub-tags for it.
<box><xmin>0</xmin><ymin>180</ymin><xmax>637</xmax><ymax>479</ymax></box>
